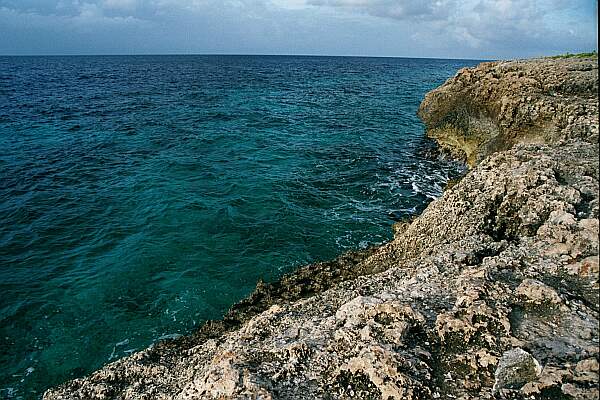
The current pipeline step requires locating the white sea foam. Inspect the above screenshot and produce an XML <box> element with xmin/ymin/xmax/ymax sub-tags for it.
<box><xmin>157</xmin><ymin>333</ymin><xmax>183</xmax><ymax>341</ymax></box>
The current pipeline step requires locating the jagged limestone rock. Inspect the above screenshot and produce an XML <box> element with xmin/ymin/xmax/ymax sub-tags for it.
<box><xmin>418</xmin><ymin>57</ymin><xmax>598</xmax><ymax>166</ymax></box>
<box><xmin>44</xmin><ymin>56</ymin><xmax>599</xmax><ymax>400</ymax></box>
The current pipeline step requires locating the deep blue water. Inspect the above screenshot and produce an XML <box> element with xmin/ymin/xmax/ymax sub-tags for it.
<box><xmin>0</xmin><ymin>55</ymin><xmax>479</xmax><ymax>398</ymax></box>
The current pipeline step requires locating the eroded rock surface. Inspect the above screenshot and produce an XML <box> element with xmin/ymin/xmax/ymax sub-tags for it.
<box><xmin>45</xmin><ymin>57</ymin><xmax>599</xmax><ymax>399</ymax></box>
<box><xmin>418</xmin><ymin>57</ymin><xmax>598</xmax><ymax>165</ymax></box>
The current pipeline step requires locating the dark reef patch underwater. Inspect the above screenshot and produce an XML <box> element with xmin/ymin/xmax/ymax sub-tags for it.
<box><xmin>0</xmin><ymin>55</ymin><xmax>478</xmax><ymax>398</ymax></box>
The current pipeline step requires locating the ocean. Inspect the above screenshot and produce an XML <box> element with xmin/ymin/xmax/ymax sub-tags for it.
<box><xmin>0</xmin><ymin>55</ymin><xmax>479</xmax><ymax>398</ymax></box>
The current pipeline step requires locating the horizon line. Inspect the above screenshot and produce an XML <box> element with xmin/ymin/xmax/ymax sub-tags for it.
<box><xmin>0</xmin><ymin>52</ymin><xmax>496</xmax><ymax>61</ymax></box>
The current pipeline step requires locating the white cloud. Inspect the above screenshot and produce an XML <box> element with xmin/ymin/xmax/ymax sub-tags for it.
<box><xmin>269</xmin><ymin>0</ymin><xmax>309</xmax><ymax>10</ymax></box>
<box><xmin>0</xmin><ymin>2</ymin><xmax>147</xmax><ymax>29</ymax></box>
<box><xmin>306</xmin><ymin>0</ymin><xmax>450</xmax><ymax>19</ymax></box>
<box><xmin>302</xmin><ymin>0</ymin><xmax>596</xmax><ymax>50</ymax></box>
<box><xmin>103</xmin><ymin>0</ymin><xmax>138</xmax><ymax>11</ymax></box>
<box><xmin>0</xmin><ymin>0</ymin><xmax>596</xmax><ymax>57</ymax></box>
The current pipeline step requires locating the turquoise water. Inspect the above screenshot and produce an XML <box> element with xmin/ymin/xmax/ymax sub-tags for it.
<box><xmin>0</xmin><ymin>55</ymin><xmax>478</xmax><ymax>398</ymax></box>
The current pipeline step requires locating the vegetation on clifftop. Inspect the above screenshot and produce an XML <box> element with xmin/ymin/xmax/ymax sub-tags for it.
<box><xmin>548</xmin><ymin>51</ymin><xmax>598</xmax><ymax>59</ymax></box>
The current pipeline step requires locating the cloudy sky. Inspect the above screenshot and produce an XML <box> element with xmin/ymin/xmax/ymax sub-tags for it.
<box><xmin>0</xmin><ymin>0</ymin><xmax>597</xmax><ymax>58</ymax></box>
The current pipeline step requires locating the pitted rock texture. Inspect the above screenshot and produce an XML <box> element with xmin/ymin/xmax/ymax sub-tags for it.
<box><xmin>417</xmin><ymin>57</ymin><xmax>598</xmax><ymax>165</ymax></box>
<box><xmin>45</xmin><ymin>58</ymin><xmax>599</xmax><ymax>400</ymax></box>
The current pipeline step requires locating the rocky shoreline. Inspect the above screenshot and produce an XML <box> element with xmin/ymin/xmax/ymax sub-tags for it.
<box><xmin>45</xmin><ymin>56</ymin><xmax>599</xmax><ymax>400</ymax></box>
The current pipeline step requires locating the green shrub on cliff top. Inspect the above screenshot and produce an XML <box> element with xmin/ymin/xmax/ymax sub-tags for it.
<box><xmin>548</xmin><ymin>51</ymin><xmax>597</xmax><ymax>59</ymax></box>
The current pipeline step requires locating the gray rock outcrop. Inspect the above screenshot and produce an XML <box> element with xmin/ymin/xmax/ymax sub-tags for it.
<box><xmin>44</xmin><ymin>56</ymin><xmax>599</xmax><ymax>400</ymax></box>
<box><xmin>494</xmin><ymin>348</ymin><xmax>541</xmax><ymax>391</ymax></box>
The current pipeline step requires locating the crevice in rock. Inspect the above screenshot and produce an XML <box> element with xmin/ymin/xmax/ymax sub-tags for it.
<box><xmin>324</xmin><ymin>370</ymin><xmax>383</xmax><ymax>400</ymax></box>
<box><xmin>538</xmin><ymin>385</ymin><xmax>572</xmax><ymax>400</ymax></box>
<box><xmin>482</xmin><ymin>195</ymin><xmax>521</xmax><ymax>243</ymax></box>
<box><xmin>575</xmin><ymin>192</ymin><xmax>595</xmax><ymax>219</ymax></box>
<box><xmin>553</xmin><ymin>167</ymin><xmax>570</xmax><ymax>186</ymax></box>
<box><xmin>464</xmin><ymin>244</ymin><xmax>506</xmax><ymax>266</ymax></box>
<box><xmin>540</xmin><ymin>273</ymin><xmax>599</xmax><ymax>313</ymax></box>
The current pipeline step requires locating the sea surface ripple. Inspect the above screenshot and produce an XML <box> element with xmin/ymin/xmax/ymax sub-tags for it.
<box><xmin>0</xmin><ymin>55</ymin><xmax>479</xmax><ymax>398</ymax></box>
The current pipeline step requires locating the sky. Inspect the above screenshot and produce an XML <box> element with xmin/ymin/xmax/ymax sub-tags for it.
<box><xmin>0</xmin><ymin>0</ymin><xmax>597</xmax><ymax>58</ymax></box>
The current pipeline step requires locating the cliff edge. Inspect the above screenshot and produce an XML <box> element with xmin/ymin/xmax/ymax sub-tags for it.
<box><xmin>418</xmin><ymin>57</ymin><xmax>598</xmax><ymax>166</ymax></box>
<box><xmin>45</xmin><ymin>57</ymin><xmax>599</xmax><ymax>400</ymax></box>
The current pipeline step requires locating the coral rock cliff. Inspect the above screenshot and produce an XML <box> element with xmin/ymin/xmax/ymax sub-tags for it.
<box><xmin>45</xmin><ymin>57</ymin><xmax>599</xmax><ymax>400</ymax></box>
<box><xmin>418</xmin><ymin>57</ymin><xmax>598</xmax><ymax>165</ymax></box>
